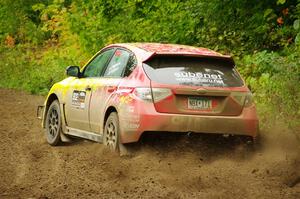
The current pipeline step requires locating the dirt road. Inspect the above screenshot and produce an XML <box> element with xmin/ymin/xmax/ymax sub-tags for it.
<box><xmin>0</xmin><ymin>88</ymin><xmax>299</xmax><ymax>199</ymax></box>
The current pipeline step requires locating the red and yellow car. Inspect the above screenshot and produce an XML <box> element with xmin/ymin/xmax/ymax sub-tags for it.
<box><xmin>38</xmin><ymin>43</ymin><xmax>259</xmax><ymax>152</ymax></box>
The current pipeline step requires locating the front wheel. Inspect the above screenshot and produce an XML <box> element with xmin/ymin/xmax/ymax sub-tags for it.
<box><xmin>45</xmin><ymin>100</ymin><xmax>62</xmax><ymax>146</ymax></box>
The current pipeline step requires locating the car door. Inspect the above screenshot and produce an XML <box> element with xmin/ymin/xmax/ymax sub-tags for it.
<box><xmin>89</xmin><ymin>48</ymin><xmax>135</xmax><ymax>133</ymax></box>
<box><xmin>64</xmin><ymin>48</ymin><xmax>115</xmax><ymax>131</ymax></box>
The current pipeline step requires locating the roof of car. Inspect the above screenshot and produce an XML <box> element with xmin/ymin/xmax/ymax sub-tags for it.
<box><xmin>131</xmin><ymin>43</ymin><xmax>223</xmax><ymax>55</ymax></box>
<box><xmin>106</xmin><ymin>43</ymin><xmax>233</xmax><ymax>62</ymax></box>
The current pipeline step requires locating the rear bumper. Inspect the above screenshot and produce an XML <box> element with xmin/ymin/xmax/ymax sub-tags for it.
<box><xmin>119</xmin><ymin>103</ymin><xmax>259</xmax><ymax>143</ymax></box>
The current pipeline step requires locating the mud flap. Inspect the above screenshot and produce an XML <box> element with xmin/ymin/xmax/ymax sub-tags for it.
<box><xmin>59</xmin><ymin>103</ymin><xmax>72</xmax><ymax>143</ymax></box>
<box><xmin>37</xmin><ymin>105</ymin><xmax>44</xmax><ymax>120</ymax></box>
<box><xmin>60</xmin><ymin>133</ymin><xmax>72</xmax><ymax>142</ymax></box>
<box><xmin>119</xmin><ymin>143</ymin><xmax>131</xmax><ymax>156</ymax></box>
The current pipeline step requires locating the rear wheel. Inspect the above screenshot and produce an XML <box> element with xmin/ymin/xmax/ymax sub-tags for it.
<box><xmin>104</xmin><ymin>112</ymin><xmax>130</xmax><ymax>156</ymax></box>
<box><xmin>104</xmin><ymin>112</ymin><xmax>120</xmax><ymax>151</ymax></box>
<box><xmin>45</xmin><ymin>100</ymin><xmax>62</xmax><ymax>146</ymax></box>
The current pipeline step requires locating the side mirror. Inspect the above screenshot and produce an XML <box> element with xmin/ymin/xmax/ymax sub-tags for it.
<box><xmin>66</xmin><ymin>66</ymin><xmax>80</xmax><ymax>77</ymax></box>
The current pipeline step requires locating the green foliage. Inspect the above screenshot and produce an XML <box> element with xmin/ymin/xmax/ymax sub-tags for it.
<box><xmin>1</xmin><ymin>0</ymin><xmax>300</xmax><ymax>51</ymax></box>
<box><xmin>64</xmin><ymin>0</ymin><xmax>300</xmax><ymax>54</ymax></box>
<box><xmin>237</xmin><ymin>48</ymin><xmax>300</xmax><ymax>129</ymax></box>
<box><xmin>0</xmin><ymin>0</ymin><xmax>48</xmax><ymax>44</ymax></box>
<box><xmin>0</xmin><ymin>43</ymin><xmax>89</xmax><ymax>94</ymax></box>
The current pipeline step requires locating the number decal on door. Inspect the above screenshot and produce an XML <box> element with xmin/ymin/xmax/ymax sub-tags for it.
<box><xmin>72</xmin><ymin>91</ymin><xmax>86</xmax><ymax>109</ymax></box>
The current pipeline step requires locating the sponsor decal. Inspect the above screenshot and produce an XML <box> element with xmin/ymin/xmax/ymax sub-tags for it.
<box><xmin>115</xmin><ymin>50</ymin><xmax>122</xmax><ymax>57</ymax></box>
<box><xmin>125</xmin><ymin>123</ymin><xmax>140</xmax><ymax>129</ymax></box>
<box><xmin>119</xmin><ymin>95</ymin><xmax>133</xmax><ymax>104</ymax></box>
<box><xmin>174</xmin><ymin>72</ymin><xmax>225</xmax><ymax>85</ymax></box>
<box><xmin>72</xmin><ymin>90</ymin><xmax>86</xmax><ymax>109</ymax></box>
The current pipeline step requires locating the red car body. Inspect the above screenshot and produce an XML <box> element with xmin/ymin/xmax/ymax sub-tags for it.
<box><xmin>41</xmin><ymin>43</ymin><xmax>259</xmax><ymax>148</ymax></box>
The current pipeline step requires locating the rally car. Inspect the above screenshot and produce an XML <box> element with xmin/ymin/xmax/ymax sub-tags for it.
<box><xmin>37</xmin><ymin>43</ymin><xmax>259</xmax><ymax>152</ymax></box>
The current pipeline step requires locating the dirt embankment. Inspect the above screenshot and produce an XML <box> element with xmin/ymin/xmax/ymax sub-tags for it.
<box><xmin>0</xmin><ymin>88</ymin><xmax>299</xmax><ymax>199</ymax></box>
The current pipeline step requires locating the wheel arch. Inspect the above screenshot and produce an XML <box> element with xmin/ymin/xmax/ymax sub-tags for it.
<box><xmin>43</xmin><ymin>93</ymin><xmax>59</xmax><ymax>127</ymax></box>
<box><xmin>103</xmin><ymin>106</ymin><xmax>118</xmax><ymax>131</ymax></box>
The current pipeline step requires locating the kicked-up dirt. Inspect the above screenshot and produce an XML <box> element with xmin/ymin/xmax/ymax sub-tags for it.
<box><xmin>0</xmin><ymin>88</ymin><xmax>299</xmax><ymax>199</ymax></box>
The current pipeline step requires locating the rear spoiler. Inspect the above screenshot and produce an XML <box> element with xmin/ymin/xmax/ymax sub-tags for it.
<box><xmin>143</xmin><ymin>53</ymin><xmax>235</xmax><ymax>67</ymax></box>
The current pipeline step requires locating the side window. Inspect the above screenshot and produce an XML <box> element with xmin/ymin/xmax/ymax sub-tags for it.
<box><xmin>83</xmin><ymin>48</ymin><xmax>114</xmax><ymax>78</ymax></box>
<box><xmin>103</xmin><ymin>49</ymin><xmax>130</xmax><ymax>77</ymax></box>
<box><xmin>124</xmin><ymin>53</ymin><xmax>137</xmax><ymax>77</ymax></box>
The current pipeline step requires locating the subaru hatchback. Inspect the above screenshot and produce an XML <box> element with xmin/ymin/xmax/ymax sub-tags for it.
<box><xmin>38</xmin><ymin>43</ymin><xmax>259</xmax><ymax>152</ymax></box>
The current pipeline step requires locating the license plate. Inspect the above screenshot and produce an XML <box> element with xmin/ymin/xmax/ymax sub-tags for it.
<box><xmin>188</xmin><ymin>97</ymin><xmax>212</xmax><ymax>110</ymax></box>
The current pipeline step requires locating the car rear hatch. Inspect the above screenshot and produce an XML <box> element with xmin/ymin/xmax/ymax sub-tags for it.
<box><xmin>143</xmin><ymin>55</ymin><xmax>247</xmax><ymax>116</ymax></box>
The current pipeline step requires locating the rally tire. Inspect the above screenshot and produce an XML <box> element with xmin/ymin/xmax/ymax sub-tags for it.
<box><xmin>104</xmin><ymin>112</ymin><xmax>122</xmax><ymax>152</ymax></box>
<box><xmin>45</xmin><ymin>100</ymin><xmax>62</xmax><ymax>146</ymax></box>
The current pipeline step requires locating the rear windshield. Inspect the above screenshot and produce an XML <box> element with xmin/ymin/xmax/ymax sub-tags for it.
<box><xmin>143</xmin><ymin>56</ymin><xmax>244</xmax><ymax>87</ymax></box>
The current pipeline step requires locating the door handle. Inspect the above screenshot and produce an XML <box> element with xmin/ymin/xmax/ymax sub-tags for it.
<box><xmin>107</xmin><ymin>86</ymin><xmax>116</xmax><ymax>93</ymax></box>
<box><xmin>85</xmin><ymin>86</ymin><xmax>92</xmax><ymax>91</ymax></box>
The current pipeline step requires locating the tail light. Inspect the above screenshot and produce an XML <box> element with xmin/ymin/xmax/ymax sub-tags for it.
<box><xmin>244</xmin><ymin>92</ymin><xmax>253</xmax><ymax>107</ymax></box>
<box><xmin>133</xmin><ymin>87</ymin><xmax>172</xmax><ymax>103</ymax></box>
<box><xmin>133</xmin><ymin>88</ymin><xmax>153</xmax><ymax>102</ymax></box>
<box><xmin>152</xmin><ymin>88</ymin><xmax>172</xmax><ymax>103</ymax></box>
<box><xmin>232</xmin><ymin>92</ymin><xmax>253</xmax><ymax>107</ymax></box>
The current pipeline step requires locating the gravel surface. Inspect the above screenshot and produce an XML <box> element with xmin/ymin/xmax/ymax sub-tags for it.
<box><xmin>0</xmin><ymin>88</ymin><xmax>299</xmax><ymax>199</ymax></box>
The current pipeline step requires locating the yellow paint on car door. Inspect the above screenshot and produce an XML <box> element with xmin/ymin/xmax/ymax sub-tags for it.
<box><xmin>64</xmin><ymin>78</ymin><xmax>92</xmax><ymax>131</ymax></box>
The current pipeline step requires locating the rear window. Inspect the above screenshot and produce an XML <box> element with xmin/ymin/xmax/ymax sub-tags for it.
<box><xmin>143</xmin><ymin>56</ymin><xmax>244</xmax><ymax>87</ymax></box>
